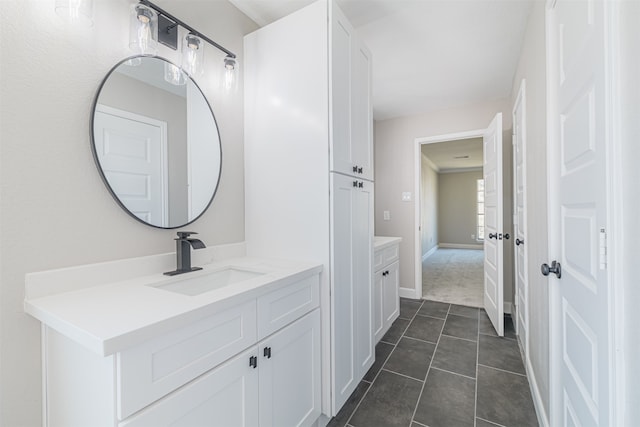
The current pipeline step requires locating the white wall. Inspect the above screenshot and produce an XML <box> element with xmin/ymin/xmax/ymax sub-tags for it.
<box><xmin>420</xmin><ymin>154</ymin><xmax>438</xmax><ymax>256</ymax></box>
<box><xmin>374</xmin><ymin>98</ymin><xmax>512</xmax><ymax>295</ymax></box>
<box><xmin>510</xmin><ymin>0</ymin><xmax>549</xmax><ymax>420</ymax></box>
<box><xmin>0</xmin><ymin>1</ymin><xmax>257</xmax><ymax>425</ymax></box>
<box><xmin>619</xmin><ymin>1</ymin><xmax>640</xmax><ymax>424</ymax></box>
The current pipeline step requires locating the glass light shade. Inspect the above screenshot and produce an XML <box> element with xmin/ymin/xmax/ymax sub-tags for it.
<box><xmin>223</xmin><ymin>56</ymin><xmax>238</xmax><ymax>92</ymax></box>
<box><xmin>164</xmin><ymin>62</ymin><xmax>187</xmax><ymax>86</ymax></box>
<box><xmin>55</xmin><ymin>0</ymin><xmax>94</xmax><ymax>27</ymax></box>
<box><xmin>129</xmin><ymin>4</ymin><xmax>158</xmax><ymax>56</ymax></box>
<box><xmin>181</xmin><ymin>34</ymin><xmax>204</xmax><ymax>77</ymax></box>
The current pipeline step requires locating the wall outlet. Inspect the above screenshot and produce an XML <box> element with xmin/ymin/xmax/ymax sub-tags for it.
<box><xmin>401</xmin><ymin>192</ymin><xmax>412</xmax><ymax>202</ymax></box>
<box><xmin>383</xmin><ymin>211</ymin><xmax>391</xmax><ymax>221</ymax></box>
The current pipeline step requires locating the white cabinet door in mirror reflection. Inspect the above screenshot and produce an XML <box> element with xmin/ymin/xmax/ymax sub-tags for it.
<box><xmin>94</xmin><ymin>104</ymin><xmax>168</xmax><ymax>227</ymax></box>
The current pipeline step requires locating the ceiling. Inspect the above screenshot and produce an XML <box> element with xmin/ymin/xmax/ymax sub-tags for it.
<box><xmin>421</xmin><ymin>137</ymin><xmax>483</xmax><ymax>171</ymax></box>
<box><xmin>229</xmin><ymin>0</ymin><xmax>533</xmax><ymax>120</ymax></box>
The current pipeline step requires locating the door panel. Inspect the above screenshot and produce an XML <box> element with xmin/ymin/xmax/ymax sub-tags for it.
<box><xmin>548</xmin><ymin>0</ymin><xmax>610</xmax><ymax>425</ymax></box>
<box><xmin>513</xmin><ymin>81</ymin><xmax>528</xmax><ymax>353</ymax></box>
<box><xmin>483</xmin><ymin>113</ymin><xmax>504</xmax><ymax>336</ymax></box>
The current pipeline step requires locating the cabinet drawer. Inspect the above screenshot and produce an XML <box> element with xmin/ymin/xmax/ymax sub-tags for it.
<box><xmin>117</xmin><ymin>300</ymin><xmax>257</xmax><ymax>420</ymax></box>
<box><xmin>383</xmin><ymin>245</ymin><xmax>399</xmax><ymax>265</ymax></box>
<box><xmin>257</xmin><ymin>274</ymin><xmax>320</xmax><ymax>340</ymax></box>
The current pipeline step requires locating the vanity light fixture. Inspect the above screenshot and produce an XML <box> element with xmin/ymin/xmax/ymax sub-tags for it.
<box><xmin>129</xmin><ymin>3</ymin><xmax>158</xmax><ymax>58</ymax></box>
<box><xmin>132</xmin><ymin>0</ymin><xmax>238</xmax><ymax>84</ymax></box>
<box><xmin>181</xmin><ymin>33</ymin><xmax>204</xmax><ymax>77</ymax></box>
<box><xmin>223</xmin><ymin>56</ymin><xmax>238</xmax><ymax>92</ymax></box>
<box><xmin>55</xmin><ymin>0</ymin><xmax>94</xmax><ymax>27</ymax></box>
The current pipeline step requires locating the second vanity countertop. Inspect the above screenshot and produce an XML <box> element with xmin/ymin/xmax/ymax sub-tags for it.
<box><xmin>374</xmin><ymin>236</ymin><xmax>402</xmax><ymax>251</ymax></box>
<box><xmin>25</xmin><ymin>256</ymin><xmax>322</xmax><ymax>357</ymax></box>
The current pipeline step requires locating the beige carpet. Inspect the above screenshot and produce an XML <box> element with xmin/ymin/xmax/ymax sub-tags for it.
<box><xmin>422</xmin><ymin>248</ymin><xmax>484</xmax><ymax>307</ymax></box>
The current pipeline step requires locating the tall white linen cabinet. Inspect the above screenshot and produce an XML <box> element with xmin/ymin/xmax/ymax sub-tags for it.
<box><xmin>244</xmin><ymin>0</ymin><xmax>374</xmax><ymax>418</ymax></box>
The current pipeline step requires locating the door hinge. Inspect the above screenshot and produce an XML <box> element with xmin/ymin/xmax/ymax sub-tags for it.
<box><xmin>599</xmin><ymin>228</ymin><xmax>607</xmax><ymax>270</ymax></box>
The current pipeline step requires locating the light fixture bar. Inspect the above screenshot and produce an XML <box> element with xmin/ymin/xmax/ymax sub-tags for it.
<box><xmin>139</xmin><ymin>0</ymin><xmax>237</xmax><ymax>59</ymax></box>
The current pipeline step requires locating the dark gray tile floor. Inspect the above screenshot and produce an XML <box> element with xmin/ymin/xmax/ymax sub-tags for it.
<box><xmin>327</xmin><ymin>299</ymin><xmax>538</xmax><ymax>427</ymax></box>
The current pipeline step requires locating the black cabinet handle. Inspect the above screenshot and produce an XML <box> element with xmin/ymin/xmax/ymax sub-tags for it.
<box><xmin>263</xmin><ymin>347</ymin><xmax>272</xmax><ymax>359</ymax></box>
<box><xmin>249</xmin><ymin>355</ymin><xmax>257</xmax><ymax>368</ymax></box>
<box><xmin>358</xmin><ymin>167</ymin><xmax>363</xmax><ymax>174</ymax></box>
<box><xmin>358</xmin><ymin>181</ymin><xmax>363</xmax><ymax>188</ymax></box>
<box><xmin>488</xmin><ymin>233</ymin><xmax>498</xmax><ymax>240</ymax></box>
<box><xmin>353</xmin><ymin>165</ymin><xmax>358</xmax><ymax>173</ymax></box>
<box><xmin>515</xmin><ymin>238</ymin><xmax>524</xmax><ymax>246</ymax></box>
<box><xmin>503</xmin><ymin>233</ymin><xmax>510</xmax><ymax>240</ymax></box>
<box><xmin>353</xmin><ymin>181</ymin><xmax>358</xmax><ymax>188</ymax></box>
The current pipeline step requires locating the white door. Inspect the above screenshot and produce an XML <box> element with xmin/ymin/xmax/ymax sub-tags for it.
<box><xmin>512</xmin><ymin>80</ymin><xmax>528</xmax><ymax>353</ymax></box>
<box><xmin>483</xmin><ymin>113</ymin><xmax>504</xmax><ymax>336</ymax></box>
<box><xmin>547</xmin><ymin>1</ymin><xmax>612</xmax><ymax>425</ymax></box>
<box><xmin>120</xmin><ymin>347</ymin><xmax>259</xmax><ymax>427</ymax></box>
<box><xmin>94</xmin><ymin>105</ymin><xmax>168</xmax><ymax>226</ymax></box>
<box><xmin>258</xmin><ymin>310</ymin><xmax>321</xmax><ymax>427</ymax></box>
<box><xmin>351</xmin><ymin>38</ymin><xmax>373</xmax><ymax>181</ymax></box>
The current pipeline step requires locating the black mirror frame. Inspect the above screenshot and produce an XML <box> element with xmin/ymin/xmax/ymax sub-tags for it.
<box><xmin>89</xmin><ymin>55</ymin><xmax>223</xmax><ymax>229</ymax></box>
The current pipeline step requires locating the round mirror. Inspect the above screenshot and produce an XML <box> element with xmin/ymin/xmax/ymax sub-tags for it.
<box><xmin>91</xmin><ymin>56</ymin><xmax>222</xmax><ymax>229</ymax></box>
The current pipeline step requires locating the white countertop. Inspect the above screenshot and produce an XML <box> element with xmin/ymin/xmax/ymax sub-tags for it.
<box><xmin>25</xmin><ymin>256</ymin><xmax>322</xmax><ymax>357</ymax></box>
<box><xmin>374</xmin><ymin>236</ymin><xmax>402</xmax><ymax>251</ymax></box>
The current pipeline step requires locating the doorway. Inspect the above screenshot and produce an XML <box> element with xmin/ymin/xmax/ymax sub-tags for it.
<box><xmin>419</xmin><ymin>138</ymin><xmax>484</xmax><ymax>307</ymax></box>
<box><xmin>414</xmin><ymin>114</ymin><xmax>510</xmax><ymax>336</ymax></box>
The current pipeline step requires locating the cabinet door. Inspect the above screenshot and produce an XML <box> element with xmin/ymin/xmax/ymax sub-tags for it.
<box><xmin>258</xmin><ymin>310</ymin><xmax>321</xmax><ymax>427</ymax></box>
<box><xmin>120</xmin><ymin>348</ymin><xmax>259</xmax><ymax>427</ymax></box>
<box><xmin>373</xmin><ymin>269</ymin><xmax>384</xmax><ymax>343</ymax></box>
<box><xmin>330</xmin><ymin>173</ymin><xmax>356</xmax><ymax>411</ymax></box>
<box><xmin>330</xmin><ymin>2</ymin><xmax>355</xmax><ymax>177</ymax></box>
<box><xmin>353</xmin><ymin>180</ymin><xmax>374</xmax><ymax>376</ymax></box>
<box><xmin>331</xmin><ymin>173</ymin><xmax>374</xmax><ymax>412</ymax></box>
<box><xmin>382</xmin><ymin>261</ymin><xmax>400</xmax><ymax>326</ymax></box>
<box><xmin>351</xmin><ymin>38</ymin><xmax>373</xmax><ymax>181</ymax></box>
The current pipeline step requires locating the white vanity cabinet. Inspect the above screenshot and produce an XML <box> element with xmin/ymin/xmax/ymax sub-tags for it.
<box><xmin>39</xmin><ymin>273</ymin><xmax>321</xmax><ymax>427</ymax></box>
<box><xmin>122</xmin><ymin>311</ymin><xmax>321</xmax><ymax>427</ymax></box>
<box><xmin>373</xmin><ymin>238</ymin><xmax>401</xmax><ymax>343</ymax></box>
<box><xmin>244</xmin><ymin>0</ymin><xmax>374</xmax><ymax>417</ymax></box>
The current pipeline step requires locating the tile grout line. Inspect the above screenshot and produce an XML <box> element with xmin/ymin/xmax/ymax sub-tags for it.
<box><xmin>429</xmin><ymin>366</ymin><xmax>476</xmax><ymax>381</ymax></box>
<box><xmin>476</xmin><ymin>416</ymin><xmax>507</xmax><ymax>427</ymax></box>
<box><xmin>380</xmin><ymin>367</ymin><xmax>425</xmax><ymax>383</ymax></box>
<box><xmin>342</xmin><ymin>299</ymin><xmax>426</xmax><ymax>427</ymax></box>
<box><xmin>478</xmin><ymin>363</ymin><xmax>528</xmax><ymax>378</ymax></box>
<box><xmin>409</xmin><ymin>302</ymin><xmax>451</xmax><ymax>426</ymax></box>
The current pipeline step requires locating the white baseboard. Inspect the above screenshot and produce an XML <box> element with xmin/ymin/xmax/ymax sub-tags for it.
<box><xmin>421</xmin><ymin>245</ymin><xmax>438</xmax><ymax>262</ymax></box>
<box><xmin>526</xmin><ymin>355</ymin><xmax>549</xmax><ymax>427</ymax></box>
<box><xmin>438</xmin><ymin>243</ymin><xmax>484</xmax><ymax>250</ymax></box>
<box><xmin>399</xmin><ymin>287</ymin><xmax>419</xmax><ymax>300</ymax></box>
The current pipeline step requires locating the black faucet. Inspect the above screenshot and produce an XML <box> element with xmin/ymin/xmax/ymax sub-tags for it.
<box><xmin>164</xmin><ymin>231</ymin><xmax>206</xmax><ymax>276</ymax></box>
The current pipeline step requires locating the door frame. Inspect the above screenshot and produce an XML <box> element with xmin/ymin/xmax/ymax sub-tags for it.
<box><xmin>512</xmin><ymin>78</ymin><xmax>530</xmax><ymax>360</ymax></box>
<box><xmin>545</xmin><ymin>0</ymin><xmax>625</xmax><ymax>424</ymax></box>
<box><xmin>413</xmin><ymin>128</ymin><xmax>485</xmax><ymax>300</ymax></box>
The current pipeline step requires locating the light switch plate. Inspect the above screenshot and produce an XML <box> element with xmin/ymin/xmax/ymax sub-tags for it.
<box><xmin>402</xmin><ymin>192</ymin><xmax>412</xmax><ymax>202</ymax></box>
<box><xmin>383</xmin><ymin>211</ymin><xmax>391</xmax><ymax>221</ymax></box>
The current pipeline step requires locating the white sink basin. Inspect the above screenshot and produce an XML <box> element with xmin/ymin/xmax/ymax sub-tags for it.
<box><xmin>151</xmin><ymin>267</ymin><xmax>266</xmax><ymax>296</ymax></box>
